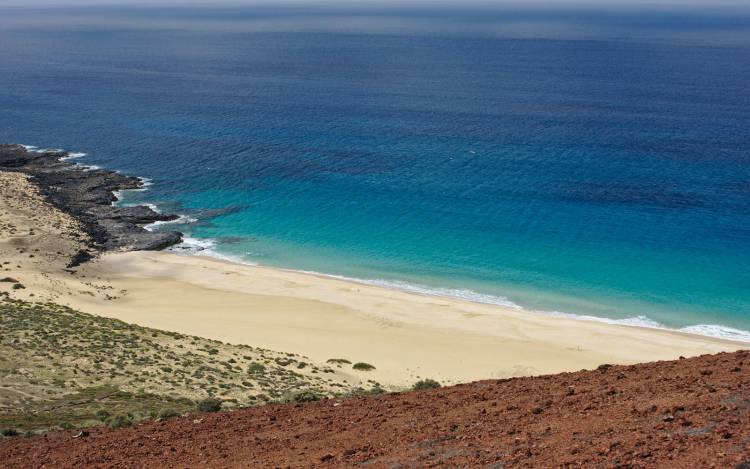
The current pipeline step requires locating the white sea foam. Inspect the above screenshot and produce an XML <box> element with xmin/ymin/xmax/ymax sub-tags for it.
<box><xmin>20</xmin><ymin>146</ymin><xmax>165</xmax><ymax>230</ymax></box>
<box><xmin>24</xmin><ymin>145</ymin><xmax>98</xmax><ymax>169</ymax></box>
<box><xmin>173</xmin><ymin>236</ymin><xmax>216</xmax><ymax>251</ymax></box>
<box><xmin>21</xmin><ymin>144</ymin><xmax>96</xmax><ymax>170</ymax></box>
<box><xmin>303</xmin><ymin>277</ymin><xmax>750</xmax><ymax>342</ymax></box>
<box><xmin>167</xmin><ymin>236</ymin><xmax>259</xmax><ymax>265</ymax></box>
<box><xmin>543</xmin><ymin>310</ymin><xmax>664</xmax><ymax>328</ymax></box>
<box><xmin>342</xmin><ymin>278</ymin><xmax>524</xmax><ymax>310</ymax></box>
<box><xmin>21</xmin><ymin>145</ymin><xmax>63</xmax><ymax>153</ymax></box>
<box><xmin>679</xmin><ymin>324</ymin><xmax>750</xmax><ymax>343</ymax></box>
<box><xmin>134</xmin><ymin>203</ymin><xmax>161</xmax><ymax>213</ymax></box>
<box><xmin>162</xmin><ymin>236</ymin><xmax>750</xmax><ymax>343</ymax></box>
<box><xmin>144</xmin><ymin>214</ymin><xmax>198</xmax><ymax>232</ymax></box>
<box><xmin>60</xmin><ymin>152</ymin><xmax>87</xmax><ymax>160</ymax></box>
<box><xmin>542</xmin><ymin>310</ymin><xmax>750</xmax><ymax>343</ymax></box>
<box><xmin>119</xmin><ymin>198</ymin><xmax>199</xmax><ymax>232</ymax></box>
<box><xmin>112</xmin><ymin>177</ymin><xmax>153</xmax><ymax>205</ymax></box>
<box><xmin>124</xmin><ymin>177</ymin><xmax>152</xmax><ymax>193</ymax></box>
<box><xmin>169</xmin><ymin>240</ymin><xmax>750</xmax><ymax>344</ymax></box>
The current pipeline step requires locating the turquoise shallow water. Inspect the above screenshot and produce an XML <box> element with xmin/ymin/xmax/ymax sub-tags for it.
<box><xmin>2</xmin><ymin>5</ymin><xmax>750</xmax><ymax>340</ymax></box>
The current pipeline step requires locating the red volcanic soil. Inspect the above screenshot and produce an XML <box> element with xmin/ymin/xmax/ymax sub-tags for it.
<box><xmin>2</xmin><ymin>351</ymin><xmax>750</xmax><ymax>468</ymax></box>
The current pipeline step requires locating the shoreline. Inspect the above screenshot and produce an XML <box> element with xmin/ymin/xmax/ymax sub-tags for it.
<box><xmin>0</xmin><ymin>143</ymin><xmax>746</xmax><ymax>387</ymax></box>
<box><xmin>61</xmin><ymin>249</ymin><xmax>742</xmax><ymax>387</ymax></box>
<box><xmin>168</xmin><ymin>237</ymin><xmax>750</xmax><ymax>344</ymax></box>
<box><xmin>221</xmin><ymin>256</ymin><xmax>750</xmax><ymax>343</ymax></box>
<box><xmin>11</xmin><ymin>142</ymin><xmax>749</xmax><ymax>344</ymax></box>
<box><xmin>259</xmin><ymin>270</ymin><xmax>750</xmax><ymax>344</ymax></box>
<box><xmin>151</xmin><ymin>249</ymin><xmax>750</xmax><ymax>348</ymax></box>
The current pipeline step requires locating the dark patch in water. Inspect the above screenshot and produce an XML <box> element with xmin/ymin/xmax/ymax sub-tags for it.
<box><xmin>214</xmin><ymin>236</ymin><xmax>256</xmax><ymax>244</ymax></box>
<box><xmin>195</xmin><ymin>206</ymin><xmax>247</xmax><ymax>219</ymax></box>
<box><xmin>558</xmin><ymin>183</ymin><xmax>706</xmax><ymax>209</ymax></box>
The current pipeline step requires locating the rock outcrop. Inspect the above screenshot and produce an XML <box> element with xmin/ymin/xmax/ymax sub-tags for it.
<box><xmin>0</xmin><ymin>144</ymin><xmax>182</xmax><ymax>256</ymax></box>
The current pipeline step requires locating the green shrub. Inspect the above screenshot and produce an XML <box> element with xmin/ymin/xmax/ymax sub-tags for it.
<box><xmin>157</xmin><ymin>408</ymin><xmax>180</xmax><ymax>420</ymax></box>
<box><xmin>367</xmin><ymin>385</ymin><xmax>386</xmax><ymax>395</ymax></box>
<box><xmin>95</xmin><ymin>409</ymin><xmax>111</xmax><ymax>422</ymax></box>
<box><xmin>293</xmin><ymin>391</ymin><xmax>321</xmax><ymax>403</ymax></box>
<box><xmin>247</xmin><ymin>362</ymin><xmax>265</xmax><ymax>374</ymax></box>
<box><xmin>347</xmin><ymin>386</ymin><xmax>386</xmax><ymax>397</ymax></box>
<box><xmin>109</xmin><ymin>415</ymin><xmax>132</xmax><ymax>429</ymax></box>
<box><xmin>197</xmin><ymin>398</ymin><xmax>222</xmax><ymax>413</ymax></box>
<box><xmin>326</xmin><ymin>358</ymin><xmax>351</xmax><ymax>365</ymax></box>
<box><xmin>352</xmin><ymin>362</ymin><xmax>375</xmax><ymax>371</ymax></box>
<box><xmin>275</xmin><ymin>358</ymin><xmax>293</xmax><ymax>367</ymax></box>
<box><xmin>413</xmin><ymin>379</ymin><xmax>441</xmax><ymax>390</ymax></box>
<box><xmin>2</xmin><ymin>428</ymin><xmax>19</xmax><ymax>437</ymax></box>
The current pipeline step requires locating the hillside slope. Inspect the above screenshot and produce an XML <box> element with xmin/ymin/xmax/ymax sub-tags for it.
<box><xmin>0</xmin><ymin>298</ymin><xmax>376</xmax><ymax>433</ymax></box>
<box><xmin>2</xmin><ymin>350</ymin><xmax>749</xmax><ymax>468</ymax></box>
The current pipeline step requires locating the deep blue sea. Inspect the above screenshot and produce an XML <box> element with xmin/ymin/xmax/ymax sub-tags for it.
<box><xmin>2</xmin><ymin>4</ymin><xmax>750</xmax><ymax>339</ymax></box>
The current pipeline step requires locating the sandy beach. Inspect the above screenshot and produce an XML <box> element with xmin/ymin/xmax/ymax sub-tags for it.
<box><xmin>0</xmin><ymin>170</ymin><xmax>744</xmax><ymax>388</ymax></box>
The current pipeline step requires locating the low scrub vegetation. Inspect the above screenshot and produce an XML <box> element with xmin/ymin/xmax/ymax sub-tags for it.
<box><xmin>352</xmin><ymin>362</ymin><xmax>376</xmax><ymax>371</ymax></box>
<box><xmin>326</xmin><ymin>358</ymin><xmax>351</xmax><ymax>365</ymax></box>
<box><xmin>291</xmin><ymin>390</ymin><xmax>322</xmax><ymax>403</ymax></box>
<box><xmin>0</xmin><ymin>297</ymin><xmax>365</xmax><ymax>433</ymax></box>
<box><xmin>413</xmin><ymin>379</ymin><xmax>441</xmax><ymax>390</ymax></box>
<box><xmin>157</xmin><ymin>408</ymin><xmax>181</xmax><ymax>420</ymax></box>
<box><xmin>197</xmin><ymin>398</ymin><xmax>223</xmax><ymax>413</ymax></box>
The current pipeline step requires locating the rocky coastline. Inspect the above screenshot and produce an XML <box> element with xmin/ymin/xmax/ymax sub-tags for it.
<box><xmin>0</xmin><ymin>144</ymin><xmax>182</xmax><ymax>263</ymax></box>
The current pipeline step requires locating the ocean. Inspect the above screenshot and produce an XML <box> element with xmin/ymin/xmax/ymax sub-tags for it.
<box><xmin>1</xmin><ymin>4</ymin><xmax>749</xmax><ymax>340</ymax></box>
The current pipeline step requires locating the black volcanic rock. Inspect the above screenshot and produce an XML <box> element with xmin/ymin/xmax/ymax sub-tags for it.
<box><xmin>67</xmin><ymin>250</ymin><xmax>94</xmax><ymax>268</ymax></box>
<box><xmin>88</xmin><ymin>205</ymin><xmax>177</xmax><ymax>225</ymax></box>
<box><xmin>0</xmin><ymin>144</ymin><xmax>183</xmax><ymax>259</ymax></box>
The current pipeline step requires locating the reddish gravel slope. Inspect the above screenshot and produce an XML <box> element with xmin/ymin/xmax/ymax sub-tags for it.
<box><xmin>2</xmin><ymin>351</ymin><xmax>749</xmax><ymax>468</ymax></box>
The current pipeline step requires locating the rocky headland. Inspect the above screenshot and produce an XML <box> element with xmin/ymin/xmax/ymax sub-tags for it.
<box><xmin>0</xmin><ymin>144</ymin><xmax>181</xmax><ymax>263</ymax></box>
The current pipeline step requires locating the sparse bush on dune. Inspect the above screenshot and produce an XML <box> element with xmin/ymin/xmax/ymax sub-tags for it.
<box><xmin>0</xmin><ymin>297</ymin><xmax>369</xmax><ymax>433</ymax></box>
<box><xmin>352</xmin><ymin>362</ymin><xmax>375</xmax><ymax>371</ymax></box>
<box><xmin>326</xmin><ymin>358</ymin><xmax>351</xmax><ymax>365</ymax></box>
<box><xmin>413</xmin><ymin>379</ymin><xmax>441</xmax><ymax>390</ymax></box>
<box><xmin>247</xmin><ymin>362</ymin><xmax>265</xmax><ymax>374</ymax></box>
